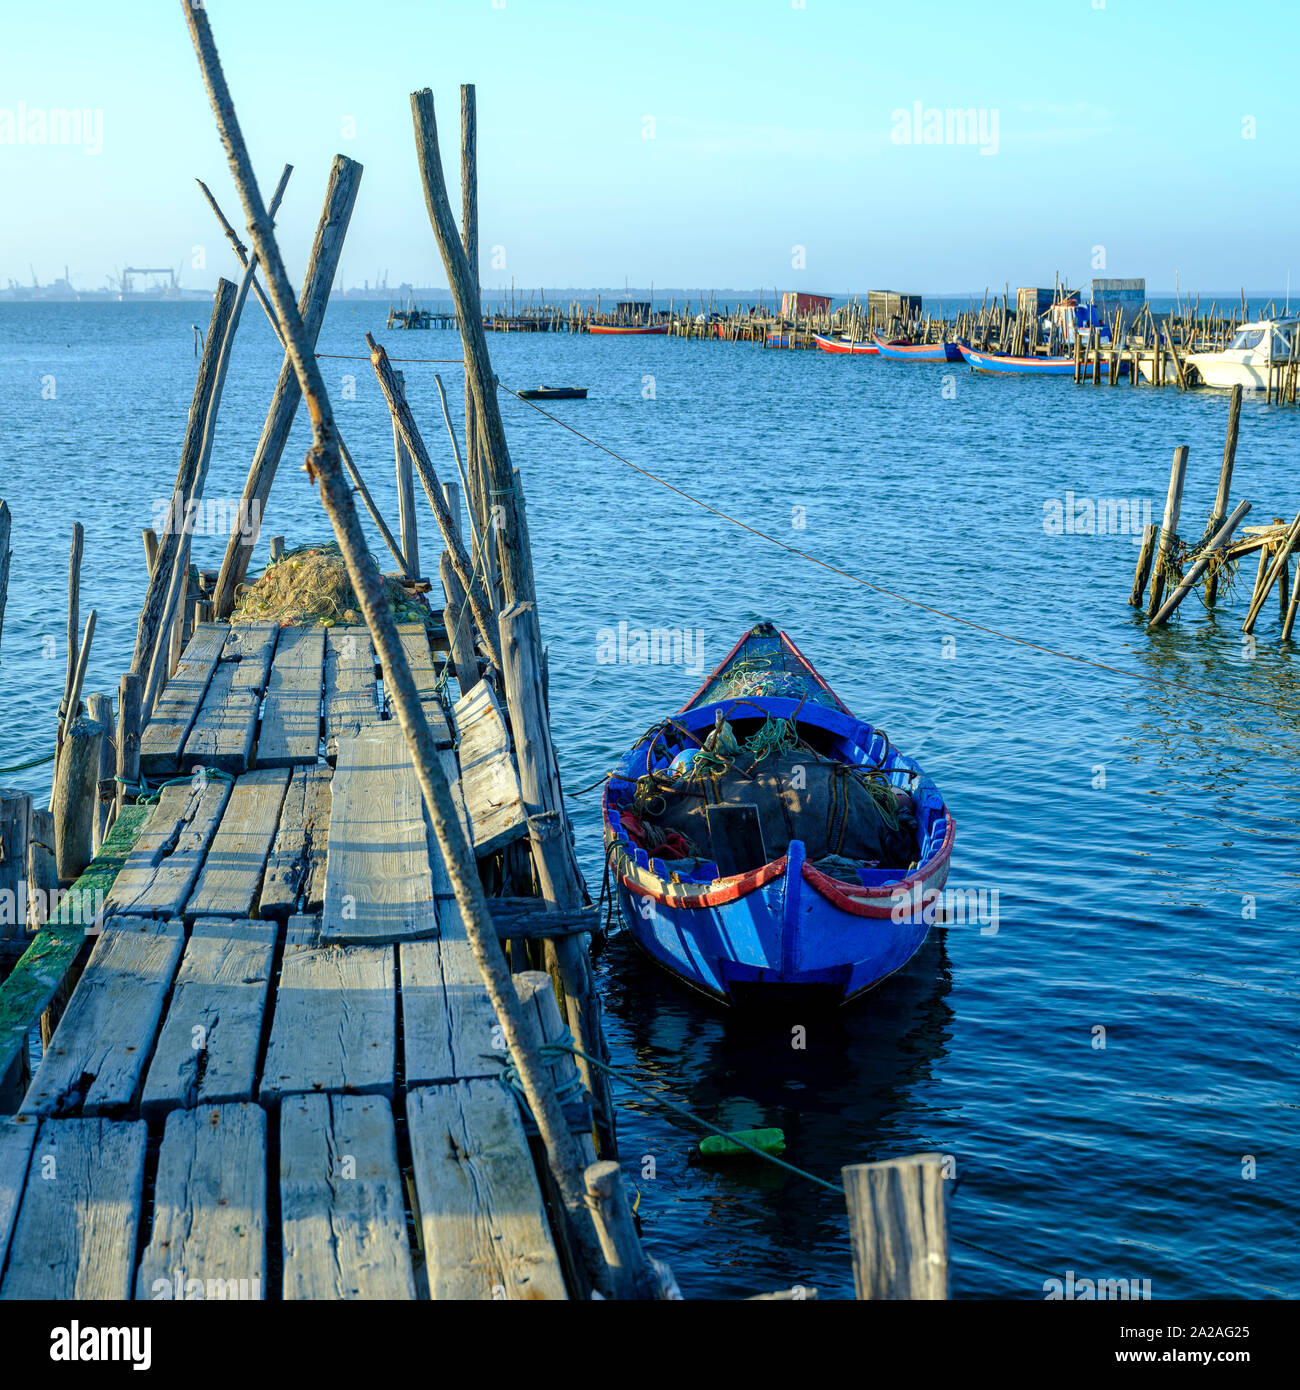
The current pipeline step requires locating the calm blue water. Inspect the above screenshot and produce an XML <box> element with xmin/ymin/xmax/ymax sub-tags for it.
<box><xmin>2</xmin><ymin>302</ymin><xmax>1297</xmax><ymax>1300</ymax></box>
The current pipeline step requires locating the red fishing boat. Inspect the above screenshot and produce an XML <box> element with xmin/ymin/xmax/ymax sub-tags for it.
<box><xmin>813</xmin><ymin>333</ymin><xmax>879</xmax><ymax>355</ymax></box>
<box><xmin>587</xmin><ymin>323</ymin><xmax>669</xmax><ymax>336</ymax></box>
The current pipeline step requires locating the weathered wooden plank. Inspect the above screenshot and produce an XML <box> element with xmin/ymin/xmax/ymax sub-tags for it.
<box><xmin>185</xmin><ymin>767</ymin><xmax>291</xmax><ymax>917</ymax></box>
<box><xmin>180</xmin><ymin>623</ymin><xmax>277</xmax><ymax>774</ymax></box>
<box><xmin>141</xmin><ymin>919</ymin><xmax>276</xmax><ymax>1116</ymax></box>
<box><xmin>400</xmin><ymin>892</ymin><xmax>501</xmax><ymax>1086</ymax></box>
<box><xmin>103</xmin><ymin>777</ymin><xmax>232</xmax><ymax>918</ymax></box>
<box><xmin>258</xmin><ymin>764</ymin><xmax>331</xmax><ymax>919</ymax></box>
<box><xmin>397</xmin><ymin>621</ymin><xmax>453</xmax><ymax>748</ymax></box>
<box><xmin>136</xmin><ymin>1103</ymin><xmax>267</xmax><ymax>1300</ymax></box>
<box><xmin>0</xmin><ymin>1117</ymin><xmax>147</xmax><ymax>1299</ymax></box>
<box><xmin>406</xmin><ymin>1080</ymin><xmax>567</xmax><ymax>1301</ymax></box>
<box><xmin>139</xmin><ymin>623</ymin><xmax>228</xmax><ymax>776</ymax></box>
<box><xmin>323</xmin><ymin>625</ymin><xmax>380</xmax><ymax>755</ymax></box>
<box><xmin>452</xmin><ymin>680</ymin><xmax>527</xmax><ymax>855</ymax></box>
<box><xmin>320</xmin><ymin>726</ymin><xmax>437</xmax><ymax>945</ymax></box>
<box><xmin>260</xmin><ymin>916</ymin><xmax>395</xmax><ymax>1103</ymax></box>
<box><xmin>20</xmin><ymin>917</ymin><xmax>184</xmax><ymax>1116</ymax></box>
<box><xmin>257</xmin><ymin>624</ymin><xmax>324</xmax><ymax>767</ymax></box>
<box><xmin>0</xmin><ymin>806</ymin><xmax>151</xmax><ymax>1088</ymax></box>
<box><xmin>280</xmin><ymin>1093</ymin><xmax>415</xmax><ymax>1300</ymax></box>
<box><xmin>0</xmin><ymin>1115</ymin><xmax>37</xmax><ymax>1274</ymax></box>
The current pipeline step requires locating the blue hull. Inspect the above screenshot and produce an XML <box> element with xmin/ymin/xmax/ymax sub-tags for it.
<box><xmin>619</xmin><ymin>849</ymin><xmax>932</xmax><ymax>1007</ymax></box>
<box><xmin>958</xmin><ymin>343</ymin><xmax>1131</xmax><ymax>376</ymax></box>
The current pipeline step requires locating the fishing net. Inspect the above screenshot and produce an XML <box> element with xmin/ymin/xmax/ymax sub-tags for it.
<box><xmin>231</xmin><ymin>541</ymin><xmax>435</xmax><ymax>628</ymax></box>
<box><xmin>637</xmin><ymin>750</ymin><xmax>918</xmax><ymax>874</ymax></box>
<box><xmin>689</xmin><ymin>631</ymin><xmax>844</xmax><ymax>712</ymax></box>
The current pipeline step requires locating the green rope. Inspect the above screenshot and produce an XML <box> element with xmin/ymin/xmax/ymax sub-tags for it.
<box><xmin>127</xmin><ymin>767</ymin><xmax>237</xmax><ymax>805</ymax></box>
<box><xmin>487</xmin><ymin>1029</ymin><xmax>588</xmax><ymax>1107</ymax></box>
<box><xmin>742</xmin><ymin>715</ymin><xmax>797</xmax><ymax>764</ymax></box>
<box><xmin>0</xmin><ymin>750</ymin><xmax>57</xmax><ymax>775</ymax></box>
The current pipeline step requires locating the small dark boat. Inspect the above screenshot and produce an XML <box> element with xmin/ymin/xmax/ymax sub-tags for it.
<box><xmin>602</xmin><ymin>623</ymin><xmax>955</xmax><ymax>1006</ymax></box>
<box><xmin>517</xmin><ymin>386</ymin><xmax>588</xmax><ymax>400</ymax></box>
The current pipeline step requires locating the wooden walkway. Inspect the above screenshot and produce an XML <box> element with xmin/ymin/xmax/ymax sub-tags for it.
<box><xmin>0</xmin><ymin>620</ymin><xmax>572</xmax><ymax>1301</ymax></box>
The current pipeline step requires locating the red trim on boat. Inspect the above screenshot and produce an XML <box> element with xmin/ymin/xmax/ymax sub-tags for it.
<box><xmin>776</xmin><ymin>628</ymin><xmax>852</xmax><ymax>713</ymax></box>
<box><xmin>618</xmin><ymin>852</ymin><xmax>788</xmax><ymax>906</ymax></box>
<box><xmin>611</xmin><ymin>808</ymin><xmax>955</xmax><ymax>913</ymax></box>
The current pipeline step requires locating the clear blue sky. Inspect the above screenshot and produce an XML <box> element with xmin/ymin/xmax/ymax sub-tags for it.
<box><xmin>0</xmin><ymin>0</ymin><xmax>1293</xmax><ymax>295</ymax></box>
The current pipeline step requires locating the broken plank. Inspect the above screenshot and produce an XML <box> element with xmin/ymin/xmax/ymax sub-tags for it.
<box><xmin>321</xmin><ymin>725</ymin><xmax>437</xmax><ymax>945</ymax></box>
<box><xmin>452</xmin><ymin>680</ymin><xmax>527</xmax><ymax>856</ymax></box>
<box><xmin>185</xmin><ymin>767</ymin><xmax>291</xmax><ymax>917</ymax></box>
<box><xmin>258</xmin><ymin>764</ymin><xmax>330</xmax><ymax>920</ymax></box>
<box><xmin>280</xmin><ymin>1093</ymin><xmax>415</xmax><ymax>1300</ymax></box>
<box><xmin>401</xmin><ymin>891</ymin><xmax>500</xmax><ymax>1086</ymax></box>
<box><xmin>102</xmin><ymin>777</ymin><xmax>232</xmax><ymax>918</ymax></box>
<box><xmin>0</xmin><ymin>1115</ymin><xmax>37</xmax><ymax>1274</ymax></box>
<box><xmin>140</xmin><ymin>918</ymin><xmax>276</xmax><ymax>1116</ymax></box>
<box><xmin>135</xmin><ymin>1103</ymin><xmax>267</xmax><ymax>1300</ymax></box>
<box><xmin>0</xmin><ymin>1117</ymin><xmax>147</xmax><ymax>1299</ymax></box>
<box><xmin>323</xmin><ymin>625</ymin><xmax>380</xmax><ymax>755</ymax></box>
<box><xmin>20</xmin><ymin>917</ymin><xmax>184</xmax><ymax>1116</ymax></box>
<box><xmin>139</xmin><ymin>623</ymin><xmax>228</xmax><ymax>776</ymax></box>
<box><xmin>257</xmin><ymin>624</ymin><xmax>324</xmax><ymax>767</ymax></box>
<box><xmin>406</xmin><ymin>1080</ymin><xmax>567</xmax><ymax>1301</ymax></box>
<box><xmin>259</xmin><ymin>916</ymin><xmax>395</xmax><ymax>1103</ymax></box>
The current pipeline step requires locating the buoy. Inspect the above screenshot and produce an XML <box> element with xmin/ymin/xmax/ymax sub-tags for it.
<box><xmin>696</xmin><ymin>1127</ymin><xmax>786</xmax><ymax>1160</ymax></box>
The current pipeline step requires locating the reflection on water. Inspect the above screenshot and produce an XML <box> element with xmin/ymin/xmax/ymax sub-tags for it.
<box><xmin>599</xmin><ymin>927</ymin><xmax>954</xmax><ymax>1298</ymax></box>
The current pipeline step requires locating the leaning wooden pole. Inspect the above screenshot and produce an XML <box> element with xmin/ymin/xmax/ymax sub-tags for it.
<box><xmin>365</xmin><ymin>335</ymin><xmax>502</xmax><ymax>671</ymax></box>
<box><xmin>1146</xmin><ymin>446</ymin><xmax>1190</xmax><ymax>619</ymax></box>
<box><xmin>202</xmin><ymin>172</ymin><xmax>407</xmax><ymax>583</ymax></box>
<box><xmin>181</xmin><ymin>0</ymin><xmax>612</xmax><ymax>1296</ymax></box>
<box><xmin>209</xmin><ymin>155</ymin><xmax>365</xmax><ymax>617</ymax></box>
<box><xmin>129</xmin><ymin>280</ymin><xmax>237</xmax><ymax>679</ymax></box>
<box><xmin>1149</xmin><ymin>500</ymin><xmax>1251</xmax><ymax>629</ymax></box>
<box><xmin>460</xmin><ymin>84</ymin><xmax>486</xmax><ymax>543</ymax></box>
<box><xmin>1206</xmin><ymin>384</ymin><xmax>1243</xmax><ymax>606</ymax></box>
<box><xmin>411</xmin><ymin>88</ymin><xmax>535</xmax><ymax>609</ymax></box>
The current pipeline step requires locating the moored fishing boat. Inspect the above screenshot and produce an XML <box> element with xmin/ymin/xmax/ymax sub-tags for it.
<box><xmin>957</xmin><ymin>343</ymin><xmax>1130</xmax><ymax>376</ymax></box>
<box><xmin>873</xmin><ymin>334</ymin><xmax>963</xmax><ymax>362</ymax></box>
<box><xmin>813</xmin><ymin>332</ymin><xmax>879</xmax><ymax>355</ymax></box>
<box><xmin>587</xmin><ymin>322</ymin><xmax>669</xmax><ymax>335</ymax></box>
<box><xmin>602</xmin><ymin>623</ymin><xmax>955</xmax><ymax>1006</ymax></box>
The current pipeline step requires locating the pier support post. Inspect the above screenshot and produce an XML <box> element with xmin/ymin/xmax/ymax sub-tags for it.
<box><xmin>0</xmin><ymin>789</ymin><xmax>31</xmax><ymax>942</ymax></box>
<box><xmin>1206</xmin><ymin>385</ymin><xmax>1243</xmax><ymax>605</ymax></box>
<box><xmin>85</xmin><ymin>692</ymin><xmax>115</xmax><ymax>853</ymax></box>
<box><xmin>1243</xmin><ymin>508</ymin><xmax>1300</xmax><ymax>635</ymax></box>
<box><xmin>27</xmin><ymin>808</ymin><xmax>56</xmax><ymax>930</ymax></box>
<box><xmin>1149</xmin><ymin>501</ymin><xmax>1252</xmax><ymax>629</ymax></box>
<box><xmin>392</xmin><ymin>370</ymin><xmax>420</xmax><ymax>579</ymax></box>
<box><xmin>843</xmin><ymin>1153</ymin><xmax>949</xmax><ymax>1300</ymax></box>
<box><xmin>50</xmin><ymin>715</ymin><xmax>103</xmax><ymax>883</ymax></box>
<box><xmin>115</xmin><ymin>672</ymin><xmax>141</xmax><ymax>815</ymax></box>
<box><xmin>1146</xmin><ymin>447</ymin><xmax>1190</xmax><ymax>619</ymax></box>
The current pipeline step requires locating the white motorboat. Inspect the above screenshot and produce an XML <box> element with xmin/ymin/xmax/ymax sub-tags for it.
<box><xmin>1178</xmin><ymin>317</ymin><xmax>1299</xmax><ymax>389</ymax></box>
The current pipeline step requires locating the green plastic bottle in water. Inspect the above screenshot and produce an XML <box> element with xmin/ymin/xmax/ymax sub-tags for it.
<box><xmin>696</xmin><ymin>1127</ymin><xmax>786</xmax><ymax>1159</ymax></box>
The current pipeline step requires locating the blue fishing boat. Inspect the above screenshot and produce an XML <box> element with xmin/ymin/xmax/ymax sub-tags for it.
<box><xmin>602</xmin><ymin>623</ymin><xmax>955</xmax><ymax>1006</ymax></box>
<box><xmin>872</xmin><ymin>334</ymin><xmax>964</xmax><ymax>363</ymax></box>
<box><xmin>957</xmin><ymin>342</ymin><xmax>1130</xmax><ymax>376</ymax></box>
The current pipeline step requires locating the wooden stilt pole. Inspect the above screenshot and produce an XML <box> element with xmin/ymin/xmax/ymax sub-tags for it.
<box><xmin>843</xmin><ymin>1154</ymin><xmax>949</xmax><ymax>1300</ymax></box>
<box><xmin>1206</xmin><ymin>385</ymin><xmax>1243</xmax><ymax>605</ymax></box>
<box><xmin>1147</xmin><ymin>447</ymin><xmax>1190</xmax><ymax>619</ymax></box>
<box><xmin>1243</xmin><ymin>508</ymin><xmax>1300</xmax><ymax>634</ymax></box>
<box><xmin>1148</xmin><ymin>500</ymin><xmax>1252</xmax><ymax>629</ymax></box>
